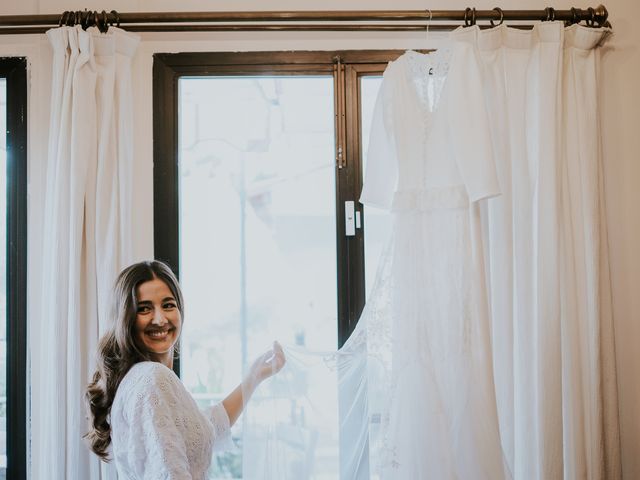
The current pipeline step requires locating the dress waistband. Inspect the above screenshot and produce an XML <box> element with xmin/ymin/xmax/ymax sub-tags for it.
<box><xmin>390</xmin><ymin>185</ymin><xmax>469</xmax><ymax>212</ymax></box>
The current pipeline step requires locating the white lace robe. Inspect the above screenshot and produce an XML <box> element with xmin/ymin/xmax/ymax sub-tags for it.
<box><xmin>110</xmin><ymin>361</ymin><xmax>233</xmax><ymax>479</ymax></box>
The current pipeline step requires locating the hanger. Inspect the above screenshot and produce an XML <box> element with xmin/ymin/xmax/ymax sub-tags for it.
<box><xmin>426</xmin><ymin>8</ymin><xmax>434</xmax><ymax>75</ymax></box>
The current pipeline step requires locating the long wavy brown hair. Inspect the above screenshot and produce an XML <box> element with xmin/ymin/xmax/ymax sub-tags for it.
<box><xmin>84</xmin><ymin>260</ymin><xmax>184</xmax><ymax>460</ymax></box>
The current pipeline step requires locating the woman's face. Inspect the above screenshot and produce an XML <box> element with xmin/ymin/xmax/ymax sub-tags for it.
<box><xmin>134</xmin><ymin>277</ymin><xmax>182</xmax><ymax>366</ymax></box>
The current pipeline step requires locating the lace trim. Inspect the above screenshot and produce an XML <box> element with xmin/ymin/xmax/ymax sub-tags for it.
<box><xmin>404</xmin><ymin>48</ymin><xmax>452</xmax><ymax>112</ymax></box>
<box><xmin>401</xmin><ymin>48</ymin><xmax>453</xmax><ymax>185</ymax></box>
<box><xmin>404</xmin><ymin>48</ymin><xmax>452</xmax><ymax>78</ymax></box>
<box><xmin>208</xmin><ymin>402</ymin><xmax>236</xmax><ymax>452</ymax></box>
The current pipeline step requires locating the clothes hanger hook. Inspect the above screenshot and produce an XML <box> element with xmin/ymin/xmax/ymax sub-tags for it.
<box><xmin>425</xmin><ymin>9</ymin><xmax>432</xmax><ymax>40</ymax></box>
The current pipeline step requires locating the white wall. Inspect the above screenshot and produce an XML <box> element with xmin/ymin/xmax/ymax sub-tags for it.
<box><xmin>2</xmin><ymin>0</ymin><xmax>639</xmax><ymax>478</ymax></box>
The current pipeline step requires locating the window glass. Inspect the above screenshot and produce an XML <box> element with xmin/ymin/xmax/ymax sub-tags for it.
<box><xmin>179</xmin><ymin>76</ymin><xmax>338</xmax><ymax>478</ymax></box>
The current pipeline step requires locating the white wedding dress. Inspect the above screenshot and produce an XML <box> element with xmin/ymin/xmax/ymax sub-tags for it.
<box><xmin>355</xmin><ymin>25</ymin><xmax>508</xmax><ymax>480</ymax></box>
<box><xmin>245</xmin><ymin>26</ymin><xmax>510</xmax><ymax>480</ymax></box>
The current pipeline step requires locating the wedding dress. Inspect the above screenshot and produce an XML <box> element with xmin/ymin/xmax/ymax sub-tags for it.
<box><xmin>245</xmin><ymin>26</ymin><xmax>509</xmax><ymax>480</ymax></box>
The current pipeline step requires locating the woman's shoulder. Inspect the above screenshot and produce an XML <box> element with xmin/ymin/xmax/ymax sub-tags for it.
<box><xmin>127</xmin><ymin>360</ymin><xmax>175</xmax><ymax>378</ymax></box>
<box><xmin>116</xmin><ymin>361</ymin><xmax>181</xmax><ymax>404</ymax></box>
<box><xmin>124</xmin><ymin>361</ymin><xmax>178</xmax><ymax>389</ymax></box>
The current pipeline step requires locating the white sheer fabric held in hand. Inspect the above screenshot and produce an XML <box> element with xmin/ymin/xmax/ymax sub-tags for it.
<box><xmin>241</xmin><ymin>26</ymin><xmax>508</xmax><ymax>480</ymax></box>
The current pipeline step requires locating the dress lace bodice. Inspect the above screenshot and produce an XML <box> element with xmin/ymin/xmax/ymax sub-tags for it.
<box><xmin>110</xmin><ymin>361</ymin><xmax>233</xmax><ymax>479</ymax></box>
<box><xmin>360</xmin><ymin>28</ymin><xmax>500</xmax><ymax>211</ymax></box>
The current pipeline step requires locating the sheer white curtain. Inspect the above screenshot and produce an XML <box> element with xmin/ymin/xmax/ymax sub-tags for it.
<box><xmin>30</xmin><ymin>25</ymin><xmax>139</xmax><ymax>480</ymax></box>
<box><xmin>478</xmin><ymin>22</ymin><xmax>620</xmax><ymax>480</ymax></box>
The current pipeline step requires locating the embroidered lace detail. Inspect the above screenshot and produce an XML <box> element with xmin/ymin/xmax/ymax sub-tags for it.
<box><xmin>110</xmin><ymin>361</ymin><xmax>233</xmax><ymax>478</ymax></box>
<box><xmin>403</xmin><ymin>49</ymin><xmax>452</xmax><ymax>156</ymax></box>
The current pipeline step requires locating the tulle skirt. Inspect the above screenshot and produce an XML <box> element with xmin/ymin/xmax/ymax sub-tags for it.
<box><xmin>242</xmin><ymin>202</ymin><xmax>509</xmax><ymax>480</ymax></box>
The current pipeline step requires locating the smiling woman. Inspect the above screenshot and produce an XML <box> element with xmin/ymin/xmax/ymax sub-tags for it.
<box><xmin>84</xmin><ymin>260</ymin><xmax>285</xmax><ymax>478</ymax></box>
<box><xmin>134</xmin><ymin>278</ymin><xmax>182</xmax><ymax>367</ymax></box>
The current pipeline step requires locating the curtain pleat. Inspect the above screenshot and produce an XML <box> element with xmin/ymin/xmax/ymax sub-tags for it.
<box><xmin>31</xmin><ymin>25</ymin><xmax>139</xmax><ymax>480</ymax></box>
<box><xmin>478</xmin><ymin>22</ymin><xmax>620</xmax><ymax>480</ymax></box>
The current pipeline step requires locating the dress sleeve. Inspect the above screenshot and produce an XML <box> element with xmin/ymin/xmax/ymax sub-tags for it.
<box><xmin>202</xmin><ymin>402</ymin><xmax>235</xmax><ymax>452</ymax></box>
<box><xmin>359</xmin><ymin>66</ymin><xmax>399</xmax><ymax>210</ymax></box>
<box><xmin>128</xmin><ymin>366</ymin><xmax>193</xmax><ymax>479</ymax></box>
<box><xmin>444</xmin><ymin>34</ymin><xmax>501</xmax><ymax>202</ymax></box>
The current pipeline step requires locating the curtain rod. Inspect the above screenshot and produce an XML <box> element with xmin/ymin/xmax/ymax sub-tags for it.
<box><xmin>0</xmin><ymin>5</ymin><xmax>610</xmax><ymax>35</ymax></box>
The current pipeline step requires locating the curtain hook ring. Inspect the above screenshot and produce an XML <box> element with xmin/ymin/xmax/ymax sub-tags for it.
<box><xmin>471</xmin><ymin>7</ymin><xmax>477</xmax><ymax>26</ymax></box>
<box><xmin>586</xmin><ymin>7</ymin><xmax>596</xmax><ymax>27</ymax></box>
<box><xmin>572</xmin><ymin>7</ymin><xmax>581</xmax><ymax>25</ymax></box>
<box><xmin>490</xmin><ymin>7</ymin><xmax>504</xmax><ymax>27</ymax></box>
<box><xmin>110</xmin><ymin>10</ymin><xmax>121</xmax><ymax>28</ymax></box>
<box><xmin>464</xmin><ymin>7</ymin><xmax>471</xmax><ymax>27</ymax></box>
<box><xmin>565</xmin><ymin>7</ymin><xmax>578</xmax><ymax>27</ymax></box>
<box><xmin>545</xmin><ymin>7</ymin><xmax>556</xmax><ymax>22</ymax></box>
<box><xmin>83</xmin><ymin>8</ymin><xmax>92</xmax><ymax>30</ymax></box>
<box><xmin>58</xmin><ymin>11</ymin><xmax>67</xmax><ymax>27</ymax></box>
<box><xmin>100</xmin><ymin>10</ymin><xmax>109</xmax><ymax>33</ymax></box>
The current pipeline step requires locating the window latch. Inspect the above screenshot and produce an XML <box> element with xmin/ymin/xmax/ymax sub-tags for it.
<box><xmin>345</xmin><ymin>201</ymin><xmax>361</xmax><ymax>236</ymax></box>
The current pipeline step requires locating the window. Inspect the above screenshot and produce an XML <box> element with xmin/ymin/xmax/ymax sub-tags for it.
<box><xmin>0</xmin><ymin>57</ymin><xmax>28</xmax><ymax>480</ymax></box>
<box><xmin>153</xmin><ymin>51</ymin><xmax>402</xmax><ymax>478</ymax></box>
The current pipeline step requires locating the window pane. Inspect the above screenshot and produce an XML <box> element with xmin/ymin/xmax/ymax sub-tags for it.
<box><xmin>0</xmin><ymin>77</ymin><xmax>7</xmax><ymax>474</ymax></box>
<box><xmin>178</xmin><ymin>76</ymin><xmax>337</xmax><ymax>478</ymax></box>
<box><xmin>360</xmin><ymin>77</ymin><xmax>390</xmax><ymax>299</ymax></box>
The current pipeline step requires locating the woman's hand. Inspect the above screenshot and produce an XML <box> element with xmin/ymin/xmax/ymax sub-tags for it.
<box><xmin>224</xmin><ymin>342</ymin><xmax>286</xmax><ymax>427</ymax></box>
<box><xmin>248</xmin><ymin>341</ymin><xmax>286</xmax><ymax>384</ymax></box>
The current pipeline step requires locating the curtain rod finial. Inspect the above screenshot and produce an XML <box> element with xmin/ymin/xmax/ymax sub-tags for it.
<box><xmin>595</xmin><ymin>4</ymin><xmax>609</xmax><ymax>25</ymax></box>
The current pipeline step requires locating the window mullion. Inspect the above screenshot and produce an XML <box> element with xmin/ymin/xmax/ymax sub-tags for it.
<box><xmin>335</xmin><ymin>62</ymin><xmax>366</xmax><ymax>348</ymax></box>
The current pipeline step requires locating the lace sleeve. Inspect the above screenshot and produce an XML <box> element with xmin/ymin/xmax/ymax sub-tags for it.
<box><xmin>359</xmin><ymin>64</ymin><xmax>398</xmax><ymax>210</ymax></box>
<box><xmin>202</xmin><ymin>402</ymin><xmax>235</xmax><ymax>452</ymax></box>
<box><xmin>129</xmin><ymin>366</ymin><xmax>193</xmax><ymax>479</ymax></box>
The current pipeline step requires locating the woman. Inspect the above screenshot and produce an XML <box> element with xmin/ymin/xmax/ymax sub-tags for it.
<box><xmin>85</xmin><ymin>260</ymin><xmax>285</xmax><ymax>478</ymax></box>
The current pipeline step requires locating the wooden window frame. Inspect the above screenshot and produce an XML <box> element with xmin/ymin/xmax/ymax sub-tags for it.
<box><xmin>152</xmin><ymin>51</ymin><xmax>404</xmax><ymax>369</ymax></box>
<box><xmin>0</xmin><ymin>56</ymin><xmax>28</xmax><ymax>480</ymax></box>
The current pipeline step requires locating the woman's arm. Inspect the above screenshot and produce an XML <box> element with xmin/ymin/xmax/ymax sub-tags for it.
<box><xmin>222</xmin><ymin>341</ymin><xmax>286</xmax><ymax>427</ymax></box>
<box><xmin>221</xmin><ymin>383</ymin><xmax>245</xmax><ymax>427</ymax></box>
